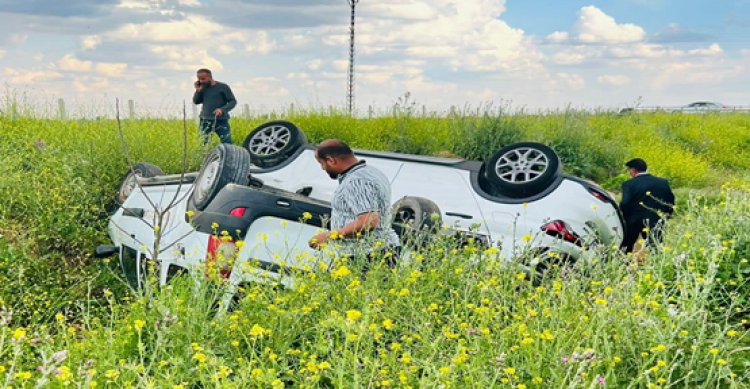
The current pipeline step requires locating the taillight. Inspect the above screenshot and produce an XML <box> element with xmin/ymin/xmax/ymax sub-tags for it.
<box><xmin>541</xmin><ymin>220</ymin><xmax>582</xmax><ymax>246</ymax></box>
<box><xmin>588</xmin><ymin>188</ymin><xmax>609</xmax><ymax>203</ymax></box>
<box><xmin>229</xmin><ymin>207</ymin><xmax>247</xmax><ymax>217</ymax></box>
<box><xmin>206</xmin><ymin>235</ymin><xmax>236</xmax><ymax>278</ymax></box>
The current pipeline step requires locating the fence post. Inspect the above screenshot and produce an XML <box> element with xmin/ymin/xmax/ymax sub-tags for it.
<box><xmin>128</xmin><ymin>100</ymin><xmax>135</xmax><ymax>119</ymax></box>
<box><xmin>57</xmin><ymin>98</ymin><xmax>66</xmax><ymax>120</ymax></box>
<box><xmin>243</xmin><ymin>104</ymin><xmax>250</xmax><ymax>119</ymax></box>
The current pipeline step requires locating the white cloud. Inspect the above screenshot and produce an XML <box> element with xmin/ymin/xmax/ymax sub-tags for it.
<box><xmin>58</xmin><ymin>54</ymin><xmax>93</xmax><ymax>72</ymax></box>
<box><xmin>610</xmin><ymin>43</ymin><xmax>723</xmax><ymax>59</ymax></box>
<box><xmin>4</xmin><ymin>68</ymin><xmax>63</xmax><ymax>84</ymax></box>
<box><xmin>307</xmin><ymin>59</ymin><xmax>323</xmax><ymax>71</ymax></box>
<box><xmin>652</xmin><ymin>61</ymin><xmax>744</xmax><ymax>88</ymax></box>
<box><xmin>352</xmin><ymin>0</ymin><xmax>543</xmax><ymax>73</ymax></box>
<box><xmin>55</xmin><ymin>54</ymin><xmax>127</xmax><ymax>77</ymax></box>
<box><xmin>245</xmin><ymin>31</ymin><xmax>276</xmax><ymax>55</ymax></box>
<box><xmin>73</xmin><ymin>76</ymin><xmax>111</xmax><ymax>93</ymax></box>
<box><xmin>286</xmin><ymin>72</ymin><xmax>310</xmax><ymax>81</ymax></box>
<box><xmin>81</xmin><ymin>35</ymin><xmax>102</xmax><ymax>50</ymax></box>
<box><xmin>687</xmin><ymin>43</ymin><xmax>722</xmax><ymax>56</ymax></box>
<box><xmin>0</xmin><ymin>49</ymin><xmax>5</xmax><ymax>59</ymax></box>
<box><xmin>95</xmin><ymin>62</ymin><xmax>128</xmax><ymax>77</ymax></box>
<box><xmin>576</xmin><ymin>5</ymin><xmax>645</xmax><ymax>44</ymax></box>
<box><xmin>217</xmin><ymin>44</ymin><xmax>236</xmax><ymax>55</ymax></box>
<box><xmin>108</xmin><ymin>15</ymin><xmax>224</xmax><ymax>43</ymax></box>
<box><xmin>150</xmin><ymin>46</ymin><xmax>223</xmax><ymax>71</ymax></box>
<box><xmin>551</xmin><ymin>51</ymin><xmax>586</xmax><ymax>65</ymax></box>
<box><xmin>546</xmin><ymin>31</ymin><xmax>569</xmax><ymax>43</ymax></box>
<box><xmin>597</xmin><ymin>74</ymin><xmax>631</xmax><ymax>86</ymax></box>
<box><xmin>368</xmin><ymin>2</ymin><xmax>437</xmax><ymax>20</ymax></box>
<box><xmin>609</xmin><ymin>43</ymin><xmax>673</xmax><ymax>59</ymax></box>
<box><xmin>556</xmin><ymin>72</ymin><xmax>585</xmax><ymax>90</ymax></box>
<box><xmin>233</xmin><ymin>78</ymin><xmax>289</xmax><ymax>98</ymax></box>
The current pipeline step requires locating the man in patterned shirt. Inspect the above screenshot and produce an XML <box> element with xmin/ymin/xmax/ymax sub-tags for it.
<box><xmin>309</xmin><ymin>139</ymin><xmax>400</xmax><ymax>262</ymax></box>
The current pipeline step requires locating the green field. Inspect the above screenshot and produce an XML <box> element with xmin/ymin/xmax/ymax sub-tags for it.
<box><xmin>1</xmin><ymin>109</ymin><xmax>749</xmax><ymax>387</ymax></box>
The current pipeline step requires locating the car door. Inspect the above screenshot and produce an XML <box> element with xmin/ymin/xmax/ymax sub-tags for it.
<box><xmin>235</xmin><ymin>194</ymin><xmax>332</xmax><ymax>277</ymax></box>
<box><xmin>389</xmin><ymin>161</ymin><xmax>489</xmax><ymax>234</ymax></box>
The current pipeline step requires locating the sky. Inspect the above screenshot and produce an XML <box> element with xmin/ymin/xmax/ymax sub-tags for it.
<box><xmin>1</xmin><ymin>0</ymin><xmax>749</xmax><ymax>116</ymax></box>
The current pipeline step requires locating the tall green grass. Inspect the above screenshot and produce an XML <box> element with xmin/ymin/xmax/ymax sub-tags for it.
<box><xmin>1</xmin><ymin>185</ymin><xmax>749</xmax><ymax>387</ymax></box>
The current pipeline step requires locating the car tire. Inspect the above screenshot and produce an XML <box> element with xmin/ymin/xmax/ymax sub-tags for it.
<box><xmin>391</xmin><ymin>196</ymin><xmax>442</xmax><ymax>242</ymax></box>
<box><xmin>529</xmin><ymin>248</ymin><xmax>574</xmax><ymax>286</ymax></box>
<box><xmin>191</xmin><ymin>144</ymin><xmax>251</xmax><ymax>211</ymax></box>
<box><xmin>116</xmin><ymin>162</ymin><xmax>164</xmax><ymax>204</ymax></box>
<box><xmin>484</xmin><ymin>142</ymin><xmax>561</xmax><ymax>198</ymax></box>
<box><xmin>242</xmin><ymin>121</ymin><xmax>307</xmax><ymax>168</ymax></box>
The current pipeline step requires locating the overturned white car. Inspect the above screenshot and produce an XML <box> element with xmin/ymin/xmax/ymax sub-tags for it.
<box><xmin>97</xmin><ymin>121</ymin><xmax>624</xmax><ymax>291</ymax></box>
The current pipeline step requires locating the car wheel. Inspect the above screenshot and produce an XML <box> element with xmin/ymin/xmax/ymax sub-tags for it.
<box><xmin>484</xmin><ymin>142</ymin><xmax>561</xmax><ymax>198</ymax></box>
<box><xmin>191</xmin><ymin>144</ymin><xmax>251</xmax><ymax>211</ymax></box>
<box><xmin>242</xmin><ymin>121</ymin><xmax>307</xmax><ymax>168</ymax></box>
<box><xmin>391</xmin><ymin>197</ymin><xmax>442</xmax><ymax>244</ymax></box>
<box><xmin>116</xmin><ymin>162</ymin><xmax>164</xmax><ymax>204</ymax></box>
<box><xmin>529</xmin><ymin>248</ymin><xmax>574</xmax><ymax>285</ymax></box>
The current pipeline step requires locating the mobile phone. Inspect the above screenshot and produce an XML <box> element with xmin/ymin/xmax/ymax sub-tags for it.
<box><xmin>195</xmin><ymin>80</ymin><xmax>201</xmax><ymax>87</ymax></box>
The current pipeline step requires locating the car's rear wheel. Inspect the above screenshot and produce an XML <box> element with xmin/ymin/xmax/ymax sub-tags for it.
<box><xmin>391</xmin><ymin>197</ymin><xmax>442</xmax><ymax>247</ymax></box>
<box><xmin>116</xmin><ymin>162</ymin><xmax>164</xmax><ymax>204</ymax></box>
<box><xmin>242</xmin><ymin>121</ymin><xmax>307</xmax><ymax>168</ymax></box>
<box><xmin>484</xmin><ymin>142</ymin><xmax>561</xmax><ymax>198</ymax></box>
<box><xmin>191</xmin><ymin>144</ymin><xmax>251</xmax><ymax>211</ymax></box>
<box><xmin>529</xmin><ymin>248</ymin><xmax>574</xmax><ymax>285</ymax></box>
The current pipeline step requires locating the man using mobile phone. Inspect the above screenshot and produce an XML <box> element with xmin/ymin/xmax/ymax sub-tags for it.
<box><xmin>192</xmin><ymin>68</ymin><xmax>237</xmax><ymax>144</ymax></box>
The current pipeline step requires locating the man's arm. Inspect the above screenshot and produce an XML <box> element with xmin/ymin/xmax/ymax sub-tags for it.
<box><xmin>221</xmin><ymin>85</ymin><xmax>237</xmax><ymax>112</ymax></box>
<box><xmin>192</xmin><ymin>87</ymin><xmax>203</xmax><ymax>105</ymax></box>
<box><xmin>620</xmin><ymin>181</ymin><xmax>634</xmax><ymax>216</ymax></box>
<box><xmin>337</xmin><ymin>211</ymin><xmax>381</xmax><ymax>237</ymax></box>
<box><xmin>310</xmin><ymin>212</ymin><xmax>380</xmax><ymax>248</ymax></box>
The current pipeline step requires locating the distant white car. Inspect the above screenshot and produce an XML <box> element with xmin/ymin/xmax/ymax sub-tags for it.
<box><xmin>98</xmin><ymin>121</ymin><xmax>624</xmax><ymax>293</ymax></box>
<box><xmin>676</xmin><ymin>101</ymin><xmax>727</xmax><ymax>113</ymax></box>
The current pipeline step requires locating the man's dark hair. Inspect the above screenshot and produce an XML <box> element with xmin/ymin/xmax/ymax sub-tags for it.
<box><xmin>197</xmin><ymin>68</ymin><xmax>212</xmax><ymax>76</ymax></box>
<box><xmin>625</xmin><ymin>158</ymin><xmax>647</xmax><ymax>172</ymax></box>
<box><xmin>316</xmin><ymin>140</ymin><xmax>353</xmax><ymax>159</ymax></box>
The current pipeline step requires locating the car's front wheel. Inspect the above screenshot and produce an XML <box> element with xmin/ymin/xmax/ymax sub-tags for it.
<box><xmin>484</xmin><ymin>142</ymin><xmax>561</xmax><ymax>198</ymax></box>
<box><xmin>391</xmin><ymin>196</ymin><xmax>442</xmax><ymax>247</ymax></box>
<box><xmin>191</xmin><ymin>144</ymin><xmax>251</xmax><ymax>211</ymax></box>
<box><xmin>242</xmin><ymin>121</ymin><xmax>307</xmax><ymax>168</ymax></box>
<box><xmin>116</xmin><ymin>162</ymin><xmax>164</xmax><ymax>204</ymax></box>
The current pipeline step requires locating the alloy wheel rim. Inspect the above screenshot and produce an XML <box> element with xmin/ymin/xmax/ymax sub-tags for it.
<box><xmin>248</xmin><ymin>125</ymin><xmax>292</xmax><ymax>156</ymax></box>
<box><xmin>494</xmin><ymin>148</ymin><xmax>549</xmax><ymax>184</ymax></box>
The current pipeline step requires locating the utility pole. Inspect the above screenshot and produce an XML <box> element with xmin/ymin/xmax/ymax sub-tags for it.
<box><xmin>347</xmin><ymin>0</ymin><xmax>359</xmax><ymax>116</ymax></box>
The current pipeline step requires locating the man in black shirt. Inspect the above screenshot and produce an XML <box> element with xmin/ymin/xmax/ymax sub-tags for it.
<box><xmin>620</xmin><ymin>158</ymin><xmax>675</xmax><ymax>253</ymax></box>
<box><xmin>192</xmin><ymin>68</ymin><xmax>237</xmax><ymax>144</ymax></box>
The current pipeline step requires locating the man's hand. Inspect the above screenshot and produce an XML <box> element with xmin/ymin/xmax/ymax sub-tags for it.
<box><xmin>194</xmin><ymin>81</ymin><xmax>202</xmax><ymax>91</ymax></box>
<box><xmin>309</xmin><ymin>232</ymin><xmax>330</xmax><ymax>249</ymax></box>
<box><xmin>213</xmin><ymin>108</ymin><xmax>224</xmax><ymax>117</ymax></box>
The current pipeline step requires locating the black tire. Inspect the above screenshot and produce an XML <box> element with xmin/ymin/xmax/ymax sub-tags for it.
<box><xmin>116</xmin><ymin>162</ymin><xmax>164</xmax><ymax>204</ymax></box>
<box><xmin>484</xmin><ymin>142</ymin><xmax>561</xmax><ymax>198</ymax></box>
<box><xmin>529</xmin><ymin>248</ymin><xmax>574</xmax><ymax>286</ymax></box>
<box><xmin>242</xmin><ymin>121</ymin><xmax>307</xmax><ymax>168</ymax></box>
<box><xmin>391</xmin><ymin>196</ymin><xmax>442</xmax><ymax>239</ymax></box>
<box><xmin>191</xmin><ymin>144</ymin><xmax>252</xmax><ymax>211</ymax></box>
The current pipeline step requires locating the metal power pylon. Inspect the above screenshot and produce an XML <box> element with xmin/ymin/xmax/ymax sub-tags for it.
<box><xmin>347</xmin><ymin>0</ymin><xmax>359</xmax><ymax>115</ymax></box>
